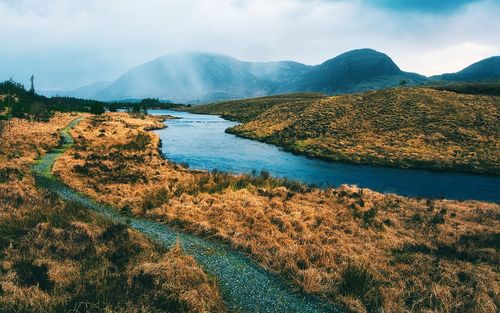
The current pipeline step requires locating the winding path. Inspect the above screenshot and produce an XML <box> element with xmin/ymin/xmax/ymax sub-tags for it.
<box><xmin>33</xmin><ymin>117</ymin><xmax>339</xmax><ymax>313</ymax></box>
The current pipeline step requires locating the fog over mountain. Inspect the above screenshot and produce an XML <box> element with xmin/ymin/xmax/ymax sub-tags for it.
<box><xmin>43</xmin><ymin>49</ymin><xmax>499</xmax><ymax>103</ymax></box>
<box><xmin>2</xmin><ymin>0</ymin><xmax>499</xmax><ymax>90</ymax></box>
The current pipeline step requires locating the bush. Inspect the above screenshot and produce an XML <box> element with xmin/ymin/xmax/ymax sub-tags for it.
<box><xmin>338</xmin><ymin>263</ymin><xmax>377</xmax><ymax>299</ymax></box>
<box><xmin>13</xmin><ymin>260</ymin><xmax>54</xmax><ymax>292</ymax></box>
<box><xmin>108</xmin><ymin>102</ymin><xmax>118</xmax><ymax>112</ymax></box>
<box><xmin>90</xmin><ymin>102</ymin><xmax>105</xmax><ymax>115</ymax></box>
<box><xmin>0</xmin><ymin>120</ymin><xmax>5</xmax><ymax>138</ymax></box>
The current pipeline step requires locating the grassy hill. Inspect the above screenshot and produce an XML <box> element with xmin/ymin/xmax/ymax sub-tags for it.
<box><xmin>187</xmin><ymin>93</ymin><xmax>327</xmax><ymax>122</ymax></box>
<box><xmin>428</xmin><ymin>81</ymin><xmax>500</xmax><ymax>96</ymax></box>
<box><xmin>191</xmin><ymin>88</ymin><xmax>499</xmax><ymax>174</ymax></box>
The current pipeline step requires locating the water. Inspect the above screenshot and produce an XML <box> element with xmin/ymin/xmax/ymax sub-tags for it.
<box><xmin>151</xmin><ymin>110</ymin><xmax>500</xmax><ymax>202</ymax></box>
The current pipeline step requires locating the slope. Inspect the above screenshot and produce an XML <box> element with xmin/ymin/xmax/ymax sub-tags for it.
<box><xmin>194</xmin><ymin>88</ymin><xmax>499</xmax><ymax>174</ymax></box>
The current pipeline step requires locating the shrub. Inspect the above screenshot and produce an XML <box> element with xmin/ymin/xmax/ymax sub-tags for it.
<box><xmin>430</xmin><ymin>212</ymin><xmax>446</xmax><ymax>224</ymax></box>
<box><xmin>13</xmin><ymin>260</ymin><xmax>54</xmax><ymax>292</ymax></box>
<box><xmin>0</xmin><ymin>120</ymin><xmax>5</xmax><ymax>138</ymax></box>
<box><xmin>90</xmin><ymin>102</ymin><xmax>105</xmax><ymax>115</ymax></box>
<box><xmin>362</xmin><ymin>207</ymin><xmax>378</xmax><ymax>227</ymax></box>
<box><xmin>338</xmin><ymin>263</ymin><xmax>377</xmax><ymax>299</ymax></box>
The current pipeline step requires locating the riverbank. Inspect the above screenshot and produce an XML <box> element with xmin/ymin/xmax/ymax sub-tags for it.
<box><xmin>188</xmin><ymin>88</ymin><xmax>500</xmax><ymax>175</ymax></box>
<box><xmin>153</xmin><ymin>109</ymin><xmax>500</xmax><ymax>202</ymax></box>
<box><xmin>34</xmin><ymin>115</ymin><xmax>335</xmax><ymax>313</ymax></box>
<box><xmin>55</xmin><ymin>112</ymin><xmax>500</xmax><ymax>313</ymax></box>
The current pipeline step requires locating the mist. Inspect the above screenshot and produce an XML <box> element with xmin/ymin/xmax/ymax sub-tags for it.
<box><xmin>0</xmin><ymin>0</ymin><xmax>499</xmax><ymax>90</ymax></box>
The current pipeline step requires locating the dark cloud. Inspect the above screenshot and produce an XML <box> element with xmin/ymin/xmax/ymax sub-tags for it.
<box><xmin>364</xmin><ymin>0</ymin><xmax>483</xmax><ymax>13</ymax></box>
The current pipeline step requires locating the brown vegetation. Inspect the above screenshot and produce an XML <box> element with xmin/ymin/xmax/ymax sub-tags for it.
<box><xmin>187</xmin><ymin>93</ymin><xmax>327</xmax><ymax>122</ymax></box>
<box><xmin>0</xmin><ymin>114</ymin><xmax>225</xmax><ymax>313</ymax></box>
<box><xmin>192</xmin><ymin>88</ymin><xmax>500</xmax><ymax>174</ymax></box>
<box><xmin>56</xmin><ymin>112</ymin><xmax>500</xmax><ymax>313</ymax></box>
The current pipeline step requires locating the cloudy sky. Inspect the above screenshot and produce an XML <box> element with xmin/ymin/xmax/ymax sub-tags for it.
<box><xmin>1</xmin><ymin>0</ymin><xmax>499</xmax><ymax>90</ymax></box>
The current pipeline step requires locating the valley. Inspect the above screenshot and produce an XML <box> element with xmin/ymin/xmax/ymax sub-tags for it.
<box><xmin>2</xmin><ymin>78</ymin><xmax>499</xmax><ymax>313</ymax></box>
<box><xmin>2</xmin><ymin>0</ymin><xmax>500</xmax><ymax>312</ymax></box>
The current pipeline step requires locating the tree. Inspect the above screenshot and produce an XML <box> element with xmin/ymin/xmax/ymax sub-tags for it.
<box><xmin>29</xmin><ymin>101</ymin><xmax>51</xmax><ymax>122</ymax></box>
<box><xmin>130</xmin><ymin>104</ymin><xmax>147</xmax><ymax>115</ymax></box>
<box><xmin>140</xmin><ymin>98</ymin><xmax>160</xmax><ymax>107</ymax></box>
<box><xmin>90</xmin><ymin>102</ymin><xmax>105</xmax><ymax>115</ymax></box>
<box><xmin>108</xmin><ymin>102</ymin><xmax>118</xmax><ymax>112</ymax></box>
<box><xmin>11</xmin><ymin>101</ymin><xmax>27</xmax><ymax>118</ymax></box>
<box><xmin>399</xmin><ymin>79</ymin><xmax>408</xmax><ymax>86</ymax></box>
<box><xmin>0</xmin><ymin>120</ymin><xmax>5</xmax><ymax>138</ymax></box>
<box><xmin>131</xmin><ymin>104</ymin><xmax>140</xmax><ymax>113</ymax></box>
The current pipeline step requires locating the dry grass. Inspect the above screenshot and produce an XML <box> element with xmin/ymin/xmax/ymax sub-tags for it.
<box><xmin>0</xmin><ymin>114</ymin><xmax>226</xmax><ymax>313</ymax></box>
<box><xmin>193</xmin><ymin>88</ymin><xmax>500</xmax><ymax>174</ymax></box>
<box><xmin>56</xmin><ymin>112</ymin><xmax>500</xmax><ymax>313</ymax></box>
<box><xmin>187</xmin><ymin>93</ymin><xmax>327</xmax><ymax>122</ymax></box>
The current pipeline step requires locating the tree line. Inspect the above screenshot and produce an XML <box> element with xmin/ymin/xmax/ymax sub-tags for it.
<box><xmin>0</xmin><ymin>80</ymin><xmax>188</xmax><ymax>136</ymax></box>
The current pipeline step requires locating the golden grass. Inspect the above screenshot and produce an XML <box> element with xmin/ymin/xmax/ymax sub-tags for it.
<box><xmin>0</xmin><ymin>114</ymin><xmax>226</xmax><ymax>313</ymax></box>
<box><xmin>56</xmin><ymin>112</ymin><xmax>500</xmax><ymax>313</ymax></box>
<box><xmin>193</xmin><ymin>88</ymin><xmax>500</xmax><ymax>174</ymax></box>
<box><xmin>187</xmin><ymin>93</ymin><xmax>327</xmax><ymax>122</ymax></box>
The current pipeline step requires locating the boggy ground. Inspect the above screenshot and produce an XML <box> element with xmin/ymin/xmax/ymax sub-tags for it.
<box><xmin>55</xmin><ymin>112</ymin><xmax>500</xmax><ymax>313</ymax></box>
<box><xmin>0</xmin><ymin>114</ymin><xmax>226</xmax><ymax>313</ymax></box>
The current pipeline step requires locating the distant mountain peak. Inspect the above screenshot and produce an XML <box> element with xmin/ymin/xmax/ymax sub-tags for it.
<box><xmin>295</xmin><ymin>48</ymin><xmax>419</xmax><ymax>93</ymax></box>
<box><xmin>64</xmin><ymin>49</ymin><xmax>500</xmax><ymax>102</ymax></box>
<box><xmin>432</xmin><ymin>55</ymin><xmax>500</xmax><ymax>82</ymax></box>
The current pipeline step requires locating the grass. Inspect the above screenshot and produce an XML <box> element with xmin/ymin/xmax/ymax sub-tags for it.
<box><xmin>429</xmin><ymin>81</ymin><xmax>500</xmax><ymax>96</ymax></box>
<box><xmin>0</xmin><ymin>114</ymin><xmax>226</xmax><ymax>313</ymax></box>
<box><xmin>55</xmin><ymin>112</ymin><xmax>500</xmax><ymax>313</ymax></box>
<box><xmin>191</xmin><ymin>87</ymin><xmax>500</xmax><ymax>174</ymax></box>
<box><xmin>186</xmin><ymin>93</ymin><xmax>327</xmax><ymax>122</ymax></box>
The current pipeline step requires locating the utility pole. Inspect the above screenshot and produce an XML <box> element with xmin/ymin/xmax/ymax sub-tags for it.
<box><xmin>29</xmin><ymin>75</ymin><xmax>35</xmax><ymax>95</ymax></box>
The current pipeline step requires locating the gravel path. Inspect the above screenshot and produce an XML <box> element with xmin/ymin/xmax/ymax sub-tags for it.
<box><xmin>33</xmin><ymin>117</ymin><xmax>340</xmax><ymax>313</ymax></box>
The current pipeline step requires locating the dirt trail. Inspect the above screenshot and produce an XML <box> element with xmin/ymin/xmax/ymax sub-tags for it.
<box><xmin>33</xmin><ymin>117</ymin><xmax>339</xmax><ymax>313</ymax></box>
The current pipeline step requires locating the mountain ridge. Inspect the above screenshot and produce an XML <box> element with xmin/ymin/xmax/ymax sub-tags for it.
<box><xmin>58</xmin><ymin>50</ymin><xmax>500</xmax><ymax>103</ymax></box>
<box><xmin>431</xmin><ymin>56</ymin><xmax>500</xmax><ymax>82</ymax></box>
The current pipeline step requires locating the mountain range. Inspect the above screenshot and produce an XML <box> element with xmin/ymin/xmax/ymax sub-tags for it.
<box><xmin>41</xmin><ymin>49</ymin><xmax>500</xmax><ymax>103</ymax></box>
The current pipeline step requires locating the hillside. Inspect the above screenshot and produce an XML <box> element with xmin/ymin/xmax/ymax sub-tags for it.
<box><xmin>94</xmin><ymin>52</ymin><xmax>311</xmax><ymax>103</ymax></box>
<box><xmin>187</xmin><ymin>93</ymin><xmax>327</xmax><ymax>122</ymax></box>
<box><xmin>432</xmin><ymin>56</ymin><xmax>500</xmax><ymax>82</ymax></box>
<box><xmin>72</xmin><ymin>49</ymin><xmax>433</xmax><ymax>103</ymax></box>
<box><xmin>194</xmin><ymin>88</ymin><xmax>499</xmax><ymax>174</ymax></box>
<box><xmin>295</xmin><ymin>49</ymin><xmax>426</xmax><ymax>94</ymax></box>
<box><xmin>429</xmin><ymin>82</ymin><xmax>500</xmax><ymax>96</ymax></box>
<box><xmin>51</xmin><ymin>51</ymin><xmax>500</xmax><ymax>103</ymax></box>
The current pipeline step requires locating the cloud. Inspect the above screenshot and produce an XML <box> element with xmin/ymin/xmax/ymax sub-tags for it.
<box><xmin>0</xmin><ymin>0</ymin><xmax>498</xmax><ymax>89</ymax></box>
<box><xmin>363</xmin><ymin>0</ymin><xmax>483</xmax><ymax>13</ymax></box>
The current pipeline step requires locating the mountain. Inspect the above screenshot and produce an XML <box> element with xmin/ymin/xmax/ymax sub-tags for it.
<box><xmin>94</xmin><ymin>53</ymin><xmax>311</xmax><ymax>103</ymax></box>
<box><xmin>39</xmin><ymin>81</ymin><xmax>112</xmax><ymax>98</ymax></box>
<box><xmin>66</xmin><ymin>50</ymin><xmax>499</xmax><ymax>103</ymax></box>
<box><xmin>295</xmin><ymin>49</ymin><xmax>426</xmax><ymax>94</ymax></box>
<box><xmin>431</xmin><ymin>56</ymin><xmax>500</xmax><ymax>82</ymax></box>
<box><xmin>83</xmin><ymin>50</ymin><xmax>427</xmax><ymax>103</ymax></box>
<box><xmin>70</xmin><ymin>81</ymin><xmax>113</xmax><ymax>99</ymax></box>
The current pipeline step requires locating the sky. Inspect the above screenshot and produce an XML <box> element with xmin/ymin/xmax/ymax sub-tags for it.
<box><xmin>0</xmin><ymin>0</ymin><xmax>499</xmax><ymax>90</ymax></box>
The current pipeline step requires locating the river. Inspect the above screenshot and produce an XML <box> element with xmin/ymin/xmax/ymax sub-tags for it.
<box><xmin>151</xmin><ymin>110</ymin><xmax>500</xmax><ymax>202</ymax></box>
